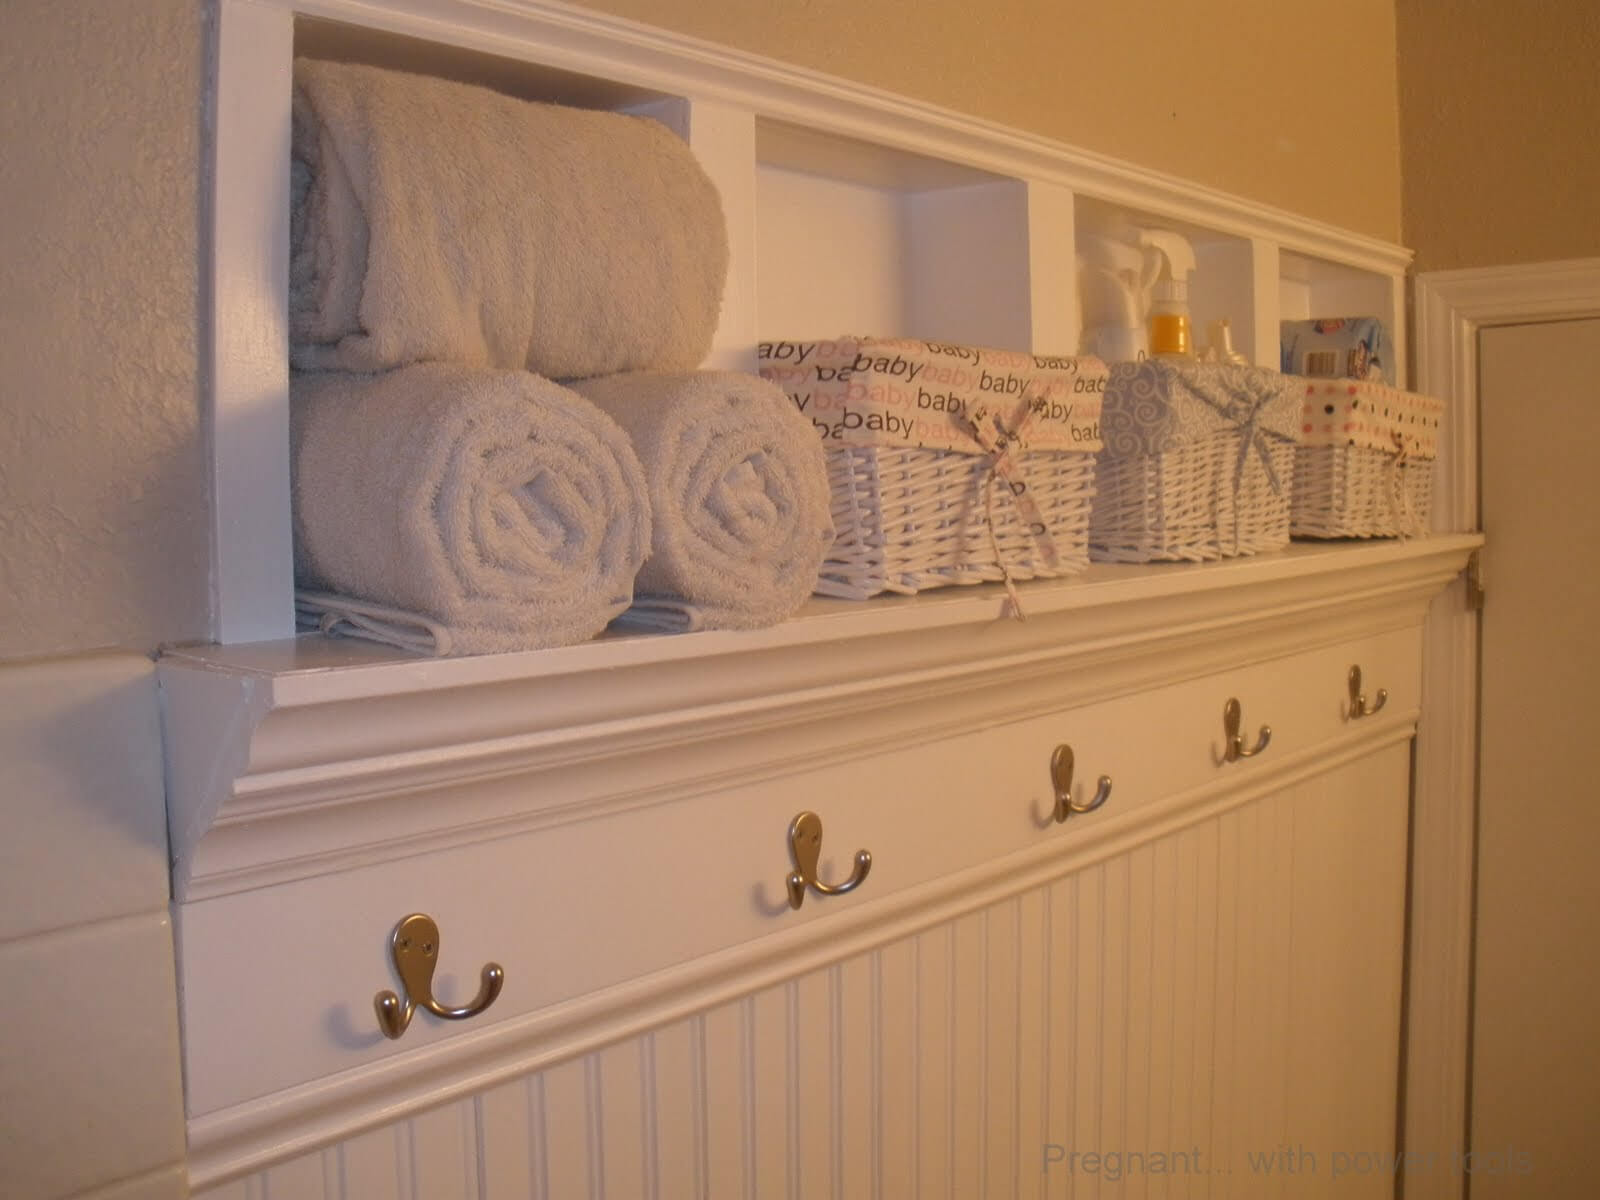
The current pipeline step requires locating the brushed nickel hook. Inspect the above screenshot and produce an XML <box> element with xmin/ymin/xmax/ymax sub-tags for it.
<box><xmin>1049</xmin><ymin>744</ymin><xmax>1112</xmax><ymax>823</ymax></box>
<box><xmin>374</xmin><ymin>913</ymin><xmax>504</xmax><ymax>1040</ymax></box>
<box><xmin>1222</xmin><ymin>698</ymin><xmax>1271</xmax><ymax>762</ymax></box>
<box><xmin>1347</xmin><ymin>665</ymin><xmax>1388</xmax><ymax>718</ymax></box>
<box><xmin>785</xmin><ymin>811</ymin><xmax>872</xmax><ymax>910</ymax></box>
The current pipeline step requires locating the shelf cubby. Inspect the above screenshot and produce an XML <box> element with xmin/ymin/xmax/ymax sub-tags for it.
<box><xmin>208</xmin><ymin>0</ymin><xmax>1415</xmax><ymax>647</ymax></box>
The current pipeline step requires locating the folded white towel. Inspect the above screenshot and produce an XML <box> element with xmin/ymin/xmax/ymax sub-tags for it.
<box><xmin>290</xmin><ymin>58</ymin><xmax>728</xmax><ymax>380</ymax></box>
<box><xmin>567</xmin><ymin>372</ymin><xmax>834</xmax><ymax>632</ymax></box>
<box><xmin>291</xmin><ymin>364</ymin><xmax>651</xmax><ymax>656</ymax></box>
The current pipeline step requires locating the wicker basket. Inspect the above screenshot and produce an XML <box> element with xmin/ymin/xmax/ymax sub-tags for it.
<box><xmin>1290</xmin><ymin>379</ymin><xmax>1443</xmax><ymax>538</ymax></box>
<box><xmin>1090</xmin><ymin>360</ymin><xmax>1302</xmax><ymax>562</ymax></box>
<box><xmin>817</xmin><ymin>444</ymin><xmax>1097</xmax><ymax>598</ymax></box>
<box><xmin>759</xmin><ymin>336</ymin><xmax>1106</xmax><ymax>599</ymax></box>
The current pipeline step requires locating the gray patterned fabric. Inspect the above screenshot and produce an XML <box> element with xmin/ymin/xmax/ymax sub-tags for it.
<box><xmin>1101</xmin><ymin>361</ymin><xmax>1301</xmax><ymax>458</ymax></box>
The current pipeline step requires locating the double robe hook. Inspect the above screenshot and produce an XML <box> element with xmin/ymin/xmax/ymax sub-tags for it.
<box><xmin>374</xmin><ymin>913</ymin><xmax>504</xmax><ymax>1039</ymax></box>
<box><xmin>1222</xmin><ymin>698</ymin><xmax>1272</xmax><ymax>762</ymax></box>
<box><xmin>1049</xmin><ymin>744</ymin><xmax>1112</xmax><ymax>822</ymax></box>
<box><xmin>785</xmin><ymin>811</ymin><xmax>872</xmax><ymax>909</ymax></box>
<box><xmin>1347</xmin><ymin>665</ymin><xmax>1388</xmax><ymax>718</ymax></box>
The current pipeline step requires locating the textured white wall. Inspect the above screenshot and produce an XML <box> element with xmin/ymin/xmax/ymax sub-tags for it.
<box><xmin>0</xmin><ymin>0</ymin><xmax>209</xmax><ymax>660</ymax></box>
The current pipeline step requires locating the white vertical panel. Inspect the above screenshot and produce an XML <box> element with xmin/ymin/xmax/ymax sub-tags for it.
<box><xmin>1282</xmin><ymin>748</ymin><xmax>1410</xmax><ymax>1199</ymax></box>
<box><xmin>678</xmin><ymin>99</ymin><xmax>759</xmax><ymax>373</ymax></box>
<box><xmin>749</xmin><ymin>985</ymin><xmax>794</xmax><ymax>1199</ymax></box>
<box><xmin>597</xmin><ymin>1043</ymin><xmax>648</xmax><ymax>1199</ymax></box>
<box><xmin>1014</xmin><ymin>888</ymin><xmax>1048</xmax><ymax>1200</ymax></box>
<box><xmin>837</xmin><ymin>954</ymin><xmax>876</xmax><ymax>1200</ymax></box>
<box><xmin>948</xmin><ymin>912</ymin><xmax>986</xmax><ymax>1196</ymax></box>
<box><xmin>876</xmin><ymin>938</ymin><xmax>918</xmax><ymax>1193</ymax></box>
<box><xmin>1208</xmin><ymin>809</ymin><xmax>1241</xmax><ymax>1199</ymax></box>
<box><xmin>540</xmin><ymin>1058</ymin><xmax>596</xmax><ymax>1198</ymax></box>
<box><xmin>1091</xmin><ymin>856</ymin><xmax>1132</xmax><ymax>1200</ymax></box>
<box><xmin>259</xmin><ymin>1150</ymin><xmax>325</xmax><ymax>1200</ymax></box>
<box><xmin>190</xmin><ymin>1179</ymin><xmax>255</xmax><ymax>1200</ymax></box>
<box><xmin>982</xmin><ymin>900</ymin><xmax>1022</xmax><ymax>1198</ymax></box>
<box><xmin>1043</xmin><ymin>875</ymin><xmax>1078</xmax><ymax>1182</ymax></box>
<box><xmin>210</xmin><ymin>0</ymin><xmax>295</xmax><ymax>641</ymax></box>
<box><xmin>1181</xmin><ymin>820</ymin><xmax>1221</xmax><ymax>1200</ymax></box>
<box><xmin>1024</xmin><ymin>180</ymin><xmax>1080</xmax><ymax>354</ymax></box>
<box><xmin>332</xmin><ymin>1122</ymin><xmax>404</xmax><ymax>1199</ymax></box>
<box><xmin>476</xmin><ymin>1076</ymin><xmax>539</xmax><ymax>1200</ymax></box>
<box><xmin>649</xmin><ymin>1023</ymin><xmax>704</xmax><ymax>1198</ymax></box>
<box><xmin>1263</xmin><ymin>793</ymin><xmax>1297</xmax><ymax>1200</ymax></box>
<box><xmin>915</xmin><ymin>924</ymin><xmax>953</xmax><ymax>1196</ymax></box>
<box><xmin>401</xmin><ymin>1101</ymin><xmax>477</xmax><ymax>1200</ymax></box>
<box><xmin>1227</xmin><ymin>801</ymin><xmax>1268</xmax><ymax>1200</ymax></box>
<box><xmin>700</xmin><ymin>1004</ymin><xmax>748</xmax><ymax>1199</ymax></box>
<box><xmin>1144</xmin><ymin>835</ymin><xmax>1180</xmax><ymax>1200</ymax></box>
<box><xmin>1164</xmin><ymin>827</ymin><xmax>1201</xmax><ymax>1200</ymax></box>
<box><xmin>794</xmin><ymin>971</ymin><xmax>834</xmax><ymax>1200</ymax></box>
<box><xmin>1121</xmin><ymin>843</ymin><xmax>1157</xmax><ymax>1200</ymax></box>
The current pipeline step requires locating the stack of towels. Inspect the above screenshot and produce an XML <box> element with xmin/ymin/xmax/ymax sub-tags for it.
<box><xmin>289</xmin><ymin>60</ymin><xmax>833</xmax><ymax>655</ymax></box>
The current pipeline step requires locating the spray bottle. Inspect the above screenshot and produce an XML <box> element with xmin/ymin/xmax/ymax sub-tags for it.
<box><xmin>1077</xmin><ymin>223</ymin><xmax>1160</xmax><ymax>362</ymax></box>
<box><xmin>1137</xmin><ymin>229</ymin><xmax>1196</xmax><ymax>360</ymax></box>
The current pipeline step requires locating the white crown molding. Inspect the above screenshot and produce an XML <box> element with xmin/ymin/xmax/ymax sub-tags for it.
<box><xmin>183</xmin><ymin>715</ymin><xmax>1416</xmax><ymax>1189</ymax></box>
<box><xmin>1405</xmin><ymin>255</ymin><xmax>1600</xmax><ymax>1200</ymax></box>
<box><xmin>272</xmin><ymin>0</ymin><xmax>1410</xmax><ymax>273</ymax></box>
<box><xmin>160</xmin><ymin>537</ymin><xmax>1478</xmax><ymax>902</ymax></box>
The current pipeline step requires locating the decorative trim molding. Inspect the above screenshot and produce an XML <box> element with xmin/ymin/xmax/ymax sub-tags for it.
<box><xmin>160</xmin><ymin>537</ymin><xmax>1477</xmax><ymax>901</ymax></box>
<box><xmin>184</xmin><ymin>716</ymin><xmax>1418</xmax><ymax>1189</ymax></box>
<box><xmin>1405</xmin><ymin>256</ymin><xmax>1600</xmax><ymax>1200</ymax></box>
<box><xmin>278</xmin><ymin>0</ymin><xmax>1410</xmax><ymax>274</ymax></box>
<box><xmin>1414</xmin><ymin>257</ymin><xmax>1600</xmax><ymax>533</ymax></box>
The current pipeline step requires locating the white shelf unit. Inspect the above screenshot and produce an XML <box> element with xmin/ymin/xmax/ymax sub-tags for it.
<box><xmin>210</xmin><ymin>0</ymin><xmax>1413</xmax><ymax>647</ymax></box>
<box><xmin>180</xmin><ymin>4</ymin><xmax>1479</xmax><ymax>1192</ymax></box>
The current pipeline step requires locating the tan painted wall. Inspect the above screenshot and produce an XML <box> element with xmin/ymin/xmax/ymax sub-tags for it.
<box><xmin>1397</xmin><ymin>0</ymin><xmax>1600</xmax><ymax>272</ymax></box>
<box><xmin>573</xmin><ymin>0</ymin><xmax>1405</xmax><ymax>241</ymax></box>
<box><xmin>2</xmin><ymin>0</ymin><xmax>1409</xmax><ymax>659</ymax></box>
<box><xmin>0</xmin><ymin>0</ymin><xmax>208</xmax><ymax>661</ymax></box>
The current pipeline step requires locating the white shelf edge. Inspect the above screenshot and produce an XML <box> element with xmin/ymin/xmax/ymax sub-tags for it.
<box><xmin>160</xmin><ymin>536</ymin><xmax>1479</xmax><ymax>902</ymax></box>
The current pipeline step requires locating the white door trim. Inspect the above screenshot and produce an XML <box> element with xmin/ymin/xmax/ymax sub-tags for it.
<box><xmin>1405</xmin><ymin>257</ymin><xmax>1600</xmax><ymax>1200</ymax></box>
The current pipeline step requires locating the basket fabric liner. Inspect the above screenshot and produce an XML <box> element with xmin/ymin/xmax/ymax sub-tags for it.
<box><xmin>759</xmin><ymin>336</ymin><xmax>1107</xmax><ymax>600</ymax></box>
<box><xmin>1101</xmin><ymin>359</ymin><xmax>1301</xmax><ymax>472</ymax></box>
<box><xmin>1296</xmin><ymin>378</ymin><xmax>1442</xmax><ymax>458</ymax></box>
<box><xmin>1091</xmin><ymin>359</ymin><xmax>1303</xmax><ymax>562</ymax></box>
<box><xmin>1292</xmin><ymin>377</ymin><xmax>1444</xmax><ymax>538</ymax></box>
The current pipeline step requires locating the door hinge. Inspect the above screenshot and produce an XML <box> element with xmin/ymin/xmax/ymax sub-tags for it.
<box><xmin>1464</xmin><ymin>549</ymin><xmax>1485</xmax><ymax>610</ymax></box>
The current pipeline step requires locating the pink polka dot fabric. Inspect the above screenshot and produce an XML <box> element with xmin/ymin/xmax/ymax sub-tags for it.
<box><xmin>1297</xmin><ymin>379</ymin><xmax>1443</xmax><ymax>459</ymax></box>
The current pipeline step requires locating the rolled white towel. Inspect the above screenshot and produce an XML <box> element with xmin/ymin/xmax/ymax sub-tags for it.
<box><xmin>290</xmin><ymin>58</ymin><xmax>728</xmax><ymax>380</ymax></box>
<box><xmin>291</xmin><ymin>364</ymin><xmax>651</xmax><ymax>656</ymax></box>
<box><xmin>567</xmin><ymin>372</ymin><xmax>834</xmax><ymax>632</ymax></box>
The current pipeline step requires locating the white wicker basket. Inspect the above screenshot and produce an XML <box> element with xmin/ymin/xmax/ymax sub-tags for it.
<box><xmin>817</xmin><ymin>444</ymin><xmax>1096</xmax><ymax>598</ymax></box>
<box><xmin>1089</xmin><ymin>360</ymin><xmax>1302</xmax><ymax>563</ymax></box>
<box><xmin>759</xmin><ymin>336</ymin><xmax>1106</xmax><ymax>599</ymax></box>
<box><xmin>1289</xmin><ymin>379</ymin><xmax>1443</xmax><ymax>539</ymax></box>
<box><xmin>1092</xmin><ymin>436</ymin><xmax>1298</xmax><ymax>563</ymax></box>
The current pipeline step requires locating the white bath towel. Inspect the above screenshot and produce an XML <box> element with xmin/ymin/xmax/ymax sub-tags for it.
<box><xmin>291</xmin><ymin>364</ymin><xmax>650</xmax><ymax>656</ymax></box>
<box><xmin>566</xmin><ymin>372</ymin><xmax>834</xmax><ymax>632</ymax></box>
<box><xmin>290</xmin><ymin>58</ymin><xmax>728</xmax><ymax>380</ymax></box>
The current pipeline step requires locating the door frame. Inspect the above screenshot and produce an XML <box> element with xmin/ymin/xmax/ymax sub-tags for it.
<box><xmin>1404</xmin><ymin>257</ymin><xmax>1600</xmax><ymax>1199</ymax></box>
